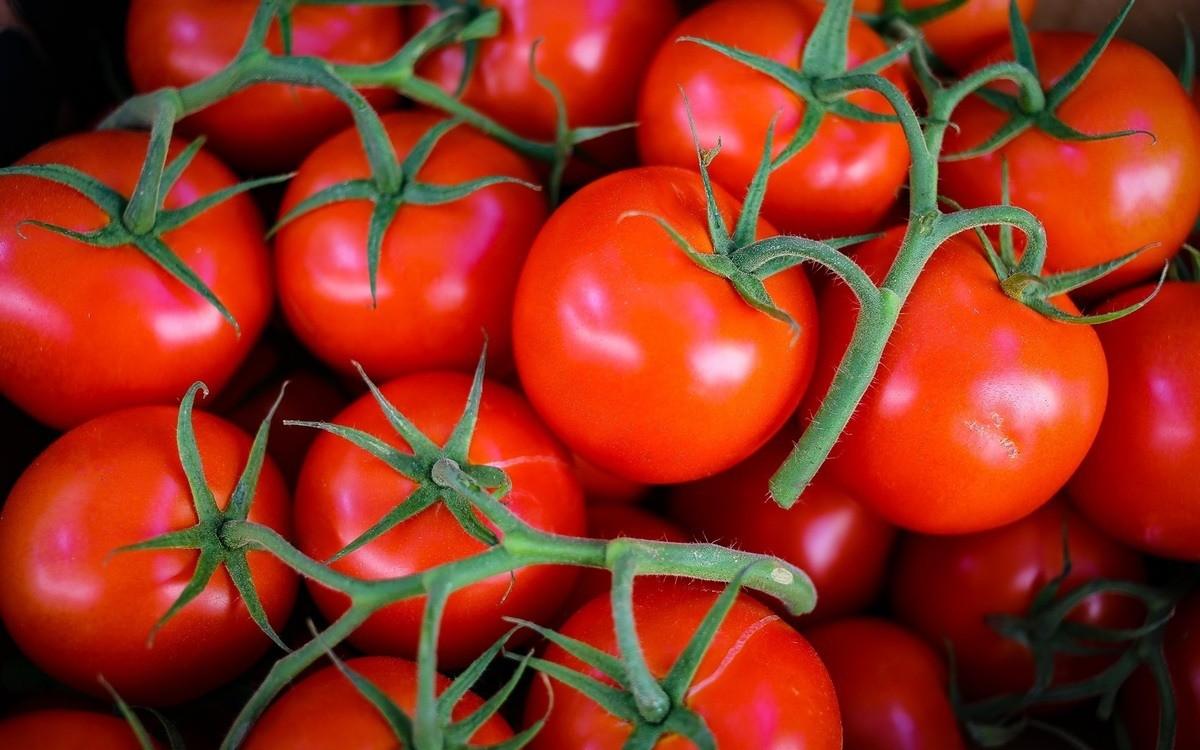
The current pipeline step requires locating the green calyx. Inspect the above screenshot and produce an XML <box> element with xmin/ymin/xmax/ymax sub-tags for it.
<box><xmin>942</xmin><ymin>0</ymin><xmax>1154</xmax><ymax>162</ymax></box>
<box><xmin>1168</xmin><ymin>244</ymin><xmax>1200</xmax><ymax>282</ymax></box>
<box><xmin>860</xmin><ymin>0</ymin><xmax>971</xmax><ymax>31</ymax></box>
<box><xmin>623</xmin><ymin>97</ymin><xmax>875</xmax><ymax>337</ymax></box>
<box><xmin>680</xmin><ymin>0</ymin><xmax>912</xmax><ymax>172</ymax></box>
<box><xmin>0</xmin><ymin>132</ymin><xmax>288</xmax><ymax>333</ymax></box>
<box><xmin>101</xmin><ymin>677</ymin><xmax>186</xmax><ymax>750</ymax></box>
<box><xmin>284</xmin><ymin>344</ymin><xmax>514</xmax><ymax>559</ymax></box>
<box><xmin>270</xmin><ymin>117</ymin><xmax>540</xmax><ymax>306</ymax></box>
<box><xmin>951</xmin><ymin>528</ymin><xmax>1191</xmax><ymax>750</ymax></box>
<box><xmin>506</xmin><ymin>566</ymin><xmax>757</xmax><ymax>749</ymax></box>
<box><xmin>308</xmin><ymin>625</ymin><xmax>542</xmax><ymax>750</ymax></box>
<box><xmin>118</xmin><ymin>381</ymin><xmax>290</xmax><ymax>651</ymax></box>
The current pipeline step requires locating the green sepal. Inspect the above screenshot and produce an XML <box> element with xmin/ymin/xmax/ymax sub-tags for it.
<box><xmin>100</xmin><ymin>677</ymin><xmax>167</xmax><ymax>750</ymax></box>
<box><xmin>660</xmin><ymin>566</ymin><xmax>750</xmax><ymax>703</ymax></box>
<box><xmin>503</xmin><ymin>618</ymin><xmax>629</xmax><ymax>686</ymax></box>
<box><xmin>511</xmin><ymin>653</ymin><xmax>638</xmax><ymax>721</ymax></box>
<box><xmin>1179</xmin><ymin>20</ymin><xmax>1196</xmax><ymax>94</ymax></box>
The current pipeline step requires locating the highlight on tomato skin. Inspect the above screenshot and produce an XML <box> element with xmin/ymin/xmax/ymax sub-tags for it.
<box><xmin>890</xmin><ymin>501</ymin><xmax>1147</xmax><ymax>703</ymax></box>
<box><xmin>512</xmin><ymin>165</ymin><xmax>819</xmax><ymax>486</ymax></box>
<box><xmin>0</xmin><ymin>405</ymin><xmax>296</xmax><ymax>706</ymax></box>
<box><xmin>667</xmin><ymin>433</ymin><xmax>896</xmax><ymax>623</ymax></box>
<box><xmin>125</xmin><ymin>0</ymin><xmax>406</xmax><ymax>173</ymax></box>
<box><xmin>521</xmin><ymin>580</ymin><xmax>844</xmax><ymax>750</ymax></box>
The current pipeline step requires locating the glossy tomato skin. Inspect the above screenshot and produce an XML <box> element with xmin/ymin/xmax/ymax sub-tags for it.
<box><xmin>0</xmin><ymin>131</ymin><xmax>272</xmax><ymax>430</ymax></box>
<box><xmin>522</xmin><ymin>582</ymin><xmax>842</xmax><ymax>749</ymax></box>
<box><xmin>513</xmin><ymin>166</ymin><xmax>818</xmax><ymax>485</ymax></box>
<box><xmin>812</xmin><ymin>226</ymin><xmax>1107</xmax><ymax>534</ymax></box>
<box><xmin>1121</xmin><ymin>593</ymin><xmax>1200</xmax><ymax>750</ymax></box>
<box><xmin>126</xmin><ymin>0</ymin><xmax>403</xmax><ymax>172</ymax></box>
<box><xmin>891</xmin><ymin>502</ymin><xmax>1146</xmax><ymax>701</ymax></box>
<box><xmin>0</xmin><ymin>406</ymin><xmax>296</xmax><ymax>705</ymax></box>
<box><xmin>806</xmin><ymin>618</ymin><xmax>965</xmax><ymax>750</ymax></box>
<box><xmin>0</xmin><ymin>710</ymin><xmax>158</xmax><ymax>750</ymax></box>
<box><xmin>638</xmin><ymin>0</ymin><xmax>909</xmax><ymax>238</ymax></box>
<box><xmin>667</xmin><ymin>434</ymin><xmax>895</xmax><ymax>622</ymax></box>
<box><xmin>275</xmin><ymin>110</ymin><xmax>546</xmax><ymax>379</ymax></box>
<box><xmin>566</xmin><ymin>505</ymin><xmax>688</xmax><ymax>613</ymax></box>
<box><xmin>414</xmin><ymin>0</ymin><xmax>678</xmax><ymax>167</ymax></box>
<box><xmin>294</xmin><ymin>372</ymin><xmax>586</xmax><ymax>668</ymax></box>
<box><xmin>941</xmin><ymin>35</ymin><xmax>1200</xmax><ymax>295</ymax></box>
<box><xmin>1069</xmin><ymin>282</ymin><xmax>1200</xmax><ymax>560</ymax></box>
<box><xmin>574</xmin><ymin>453</ymin><xmax>649</xmax><ymax>505</ymax></box>
<box><xmin>244</xmin><ymin>656</ymin><xmax>511</xmax><ymax>749</ymax></box>
<box><xmin>853</xmin><ymin>0</ymin><xmax>1036</xmax><ymax>69</ymax></box>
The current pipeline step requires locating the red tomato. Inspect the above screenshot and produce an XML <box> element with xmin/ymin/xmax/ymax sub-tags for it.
<box><xmin>853</xmin><ymin>0</ymin><xmax>1036</xmax><ymax>69</ymax></box>
<box><xmin>806</xmin><ymin>618</ymin><xmax>965</xmax><ymax>750</ymax></box>
<box><xmin>294</xmin><ymin>371</ymin><xmax>586</xmax><ymax>668</ymax></box>
<box><xmin>941</xmin><ymin>35</ymin><xmax>1200</xmax><ymax>295</ymax></box>
<box><xmin>126</xmin><ymin>0</ymin><xmax>404</xmax><ymax>172</ymax></box>
<box><xmin>811</xmin><ymin>227</ymin><xmax>1107</xmax><ymax>534</ymax></box>
<box><xmin>637</xmin><ymin>0</ymin><xmax>910</xmax><ymax>238</ymax></box>
<box><xmin>275</xmin><ymin>111</ymin><xmax>546</xmax><ymax>379</ymax></box>
<box><xmin>566</xmin><ymin>505</ymin><xmax>688</xmax><ymax>613</ymax></box>
<box><xmin>574</xmin><ymin>453</ymin><xmax>649</xmax><ymax>505</ymax></box>
<box><xmin>414</xmin><ymin>0</ymin><xmax>678</xmax><ymax>167</ymax></box>
<box><xmin>512</xmin><ymin>166</ymin><xmax>818</xmax><ymax>484</ymax></box>
<box><xmin>0</xmin><ymin>406</ymin><xmax>296</xmax><ymax>705</ymax></box>
<box><xmin>1121</xmin><ymin>592</ymin><xmax>1200</xmax><ymax>750</ymax></box>
<box><xmin>522</xmin><ymin>582</ymin><xmax>842</xmax><ymax>749</ymax></box>
<box><xmin>0</xmin><ymin>710</ymin><xmax>157</xmax><ymax>750</ymax></box>
<box><xmin>667</xmin><ymin>434</ymin><xmax>895</xmax><ymax>622</ymax></box>
<box><xmin>244</xmin><ymin>656</ymin><xmax>511</xmax><ymax>749</ymax></box>
<box><xmin>1069</xmin><ymin>282</ymin><xmax>1200</xmax><ymax>560</ymax></box>
<box><xmin>891</xmin><ymin>502</ymin><xmax>1146</xmax><ymax>702</ymax></box>
<box><xmin>0</xmin><ymin>131</ymin><xmax>272</xmax><ymax>430</ymax></box>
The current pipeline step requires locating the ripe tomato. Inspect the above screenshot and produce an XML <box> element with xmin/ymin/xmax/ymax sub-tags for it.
<box><xmin>243</xmin><ymin>656</ymin><xmax>511</xmax><ymax>749</ymax></box>
<box><xmin>566</xmin><ymin>505</ymin><xmax>688</xmax><ymax>613</ymax></box>
<box><xmin>275</xmin><ymin>111</ymin><xmax>546</xmax><ymax>379</ymax></box>
<box><xmin>414</xmin><ymin>0</ymin><xmax>678</xmax><ymax>167</ymax></box>
<box><xmin>0</xmin><ymin>405</ymin><xmax>296</xmax><ymax>705</ymax></box>
<box><xmin>0</xmin><ymin>131</ymin><xmax>272</xmax><ymax>430</ymax></box>
<box><xmin>806</xmin><ymin>618</ymin><xmax>965</xmax><ymax>750</ymax></box>
<box><xmin>522</xmin><ymin>582</ymin><xmax>842</xmax><ymax>749</ymax></box>
<box><xmin>0</xmin><ymin>710</ymin><xmax>157</xmax><ymax>750</ymax></box>
<box><xmin>126</xmin><ymin>0</ymin><xmax>404</xmax><ymax>172</ymax></box>
<box><xmin>1069</xmin><ymin>282</ymin><xmax>1200</xmax><ymax>560</ymax></box>
<box><xmin>891</xmin><ymin>502</ymin><xmax>1146</xmax><ymax>702</ymax></box>
<box><xmin>667</xmin><ymin>434</ymin><xmax>895</xmax><ymax>622</ymax></box>
<box><xmin>637</xmin><ymin>0</ymin><xmax>909</xmax><ymax>238</ymax></box>
<box><xmin>573</xmin><ymin>453</ymin><xmax>649</xmax><ymax>505</ymax></box>
<box><xmin>512</xmin><ymin>166</ymin><xmax>818</xmax><ymax>484</ymax></box>
<box><xmin>853</xmin><ymin>0</ymin><xmax>1036</xmax><ymax>69</ymax></box>
<box><xmin>941</xmin><ymin>35</ymin><xmax>1200</xmax><ymax>295</ymax></box>
<box><xmin>812</xmin><ymin>227</ymin><xmax>1107</xmax><ymax>534</ymax></box>
<box><xmin>1121</xmin><ymin>592</ymin><xmax>1200</xmax><ymax>750</ymax></box>
<box><xmin>294</xmin><ymin>371</ymin><xmax>586</xmax><ymax>668</ymax></box>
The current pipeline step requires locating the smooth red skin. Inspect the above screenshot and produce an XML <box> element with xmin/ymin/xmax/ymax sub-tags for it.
<box><xmin>414</xmin><ymin>0</ymin><xmax>678</xmax><ymax>165</ymax></box>
<box><xmin>941</xmin><ymin>34</ymin><xmax>1200</xmax><ymax>296</ymax></box>
<box><xmin>0</xmin><ymin>131</ymin><xmax>272</xmax><ymax>430</ymax></box>
<box><xmin>522</xmin><ymin>583</ymin><xmax>842</xmax><ymax>750</ymax></box>
<box><xmin>1068</xmin><ymin>283</ymin><xmax>1200</xmax><ymax>560</ymax></box>
<box><xmin>244</xmin><ymin>656</ymin><xmax>511</xmax><ymax>749</ymax></box>
<box><xmin>126</xmin><ymin>0</ymin><xmax>404</xmax><ymax>173</ymax></box>
<box><xmin>513</xmin><ymin>166</ymin><xmax>818</xmax><ymax>485</ymax></box>
<box><xmin>853</xmin><ymin>0</ymin><xmax>1035</xmax><ymax>69</ymax></box>
<box><xmin>0</xmin><ymin>710</ymin><xmax>158</xmax><ymax>750</ymax></box>
<box><xmin>275</xmin><ymin>111</ymin><xmax>546</xmax><ymax>379</ymax></box>
<box><xmin>0</xmin><ymin>406</ymin><xmax>296</xmax><ymax>705</ymax></box>
<box><xmin>891</xmin><ymin>501</ymin><xmax>1147</xmax><ymax>701</ymax></box>
<box><xmin>637</xmin><ymin>0</ymin><xmax>909</xmax><ymax>238</ymax></box>
<box><xmin>667</xmin><ymin>435</ymin><xmax>894</xmax><ymax>622</ymax></box>
<box><xmin>806</xmin><ymin>618</ymin><xmax>965</xmax><ymax>750</ymax></box>
<box><xmin>1121</xmin><ymin>593</ymin><xmax>1200</xmax><ymax>750</ymax></box>
<box><xmin>566</xmin><ymin>506</ymin><xmax>688</xmax><ymax>613</ymax></box>
<box><xmin>812</xmin><ymin>226</ymin><xmax>1107</xmax><ymax>534</ymax></box>
<box><xmin>294</xmin><ymin>372</ymin><xmax>586</xmax><ymax>668</ymax></box>
<box><xmin>574</xmin><ymin>453</ymin><xmax>649</xmax><ymax>505</ymax></box>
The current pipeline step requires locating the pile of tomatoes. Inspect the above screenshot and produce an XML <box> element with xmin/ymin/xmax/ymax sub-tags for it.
<box><xmin>0</xmin><ymin>0</ymin><xmax>1199</xmax><ymax>748</ymax></box>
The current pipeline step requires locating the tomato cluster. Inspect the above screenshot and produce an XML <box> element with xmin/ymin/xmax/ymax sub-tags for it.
<box><xmin>1</xmin><ymin>1</ymin><xmax>1199</xmax><ymax>749</ymax></box>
